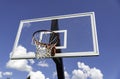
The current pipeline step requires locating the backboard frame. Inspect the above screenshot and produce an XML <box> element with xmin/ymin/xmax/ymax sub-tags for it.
<box><xmin>11</xmin><ymin>12</ymin><xmax>99</xmax><ymax>60</ymax></box>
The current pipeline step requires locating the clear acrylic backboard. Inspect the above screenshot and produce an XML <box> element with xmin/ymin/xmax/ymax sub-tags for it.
<box><xmin>11</xmin><ymin>12</ymin><xmax>99</xmax><ymax>59</ymax></box>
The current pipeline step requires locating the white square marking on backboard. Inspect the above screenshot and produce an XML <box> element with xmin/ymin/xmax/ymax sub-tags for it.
<box><xmin>39</xmin><ymin>30</ymin><xmax>67</xmax><ymax>49</ymax></box>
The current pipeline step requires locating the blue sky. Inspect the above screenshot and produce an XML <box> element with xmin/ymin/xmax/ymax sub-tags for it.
<box><xmin>0</xmin><ymin>0</ymin><xmax>120</xmax><ymax>79</ymax></box>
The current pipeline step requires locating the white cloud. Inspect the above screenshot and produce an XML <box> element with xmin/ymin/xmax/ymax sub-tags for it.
<box><xmin>10</xmin><ymin>45</ymin><xmax>35</xmax><ymax>56</ymax></box>
<box><xmin>6</xmin><ymin>45</ymin><xmax>33</xmax><ymax>72</ymax></box>
<box><xmin>6</xmin><ymin>60</ymin><xmax>32</xmax><ymax>72</ymax></box>
<box><xmin>29</xmin><ymin>59</ymin><xmax>35</xmax><ymax>64</ymax></box>
<box><xmin>78</xmin><ymin>62</ymin><xmax>90</xmax><ymax>72</ymax></box>
<box><xmin>52</xmin><ymin>62</ymin><xmax>103</xmax><ymax>79</ymax></box>
<box><xmin>64</xmin><ymin>71</ymin><xmax>70</xmax><ymax>79</ymax></box>
<box><xmin>37</xmin><ymin>61</ymin><xmax>49</xmax><ymax>67</ymax></box>
<box><xmin>52</xmin><ymin>71</ymin><xmax>57</xmax><ymax>79</ymax></box>
<box><xmin>28</xmin><ymin>71</ymin><xmax>45</xmax><ymax>79</ymax></box>
<box><xmin>3</xmin><ymin>72</ymin><xmax>12</xmax><ymax>76</ymax></box>
<box><xmin>28</xmin><ymin>52</ymin><xmax>35</xmax><ymax>65</ymax></box>
<box><xmin>71</xmin><ymin>62</ymin><xmax>103</xmax><ymax>79</ymax></box>
<box><xmin>0</xmin><ymin>71</ymin><xmax>2</xmax><ymax>78</ymax></box>
<box><xmin>72</xmin><ymin>69</ymin><xmax>87</xmax><ymax>79</ymax></box>
<box><xmin>89</xmin><ymin>67</ymin><xmax>103</xmax><ymax>79</ymax></box>
<box><xmin>0</xmin><ymin>71</ymin><xmax>13</xmax><ymax>78</ymax></box>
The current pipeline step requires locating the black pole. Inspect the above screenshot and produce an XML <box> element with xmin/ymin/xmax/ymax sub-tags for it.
<box><xmin>50</xmin><ymin>19</ymin><xmax>65</xmax><ymax>79</ymax></box>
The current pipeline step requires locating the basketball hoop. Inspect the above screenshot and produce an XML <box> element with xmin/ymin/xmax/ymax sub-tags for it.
<box><xmin>32</xmin><ymin>30</ymin><xmax>58</xmax><ymax>59</ymax></box>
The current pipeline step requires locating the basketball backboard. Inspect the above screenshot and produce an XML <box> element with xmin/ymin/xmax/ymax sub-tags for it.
<box><xmin>11</xmin><ymin>12</ymin><xmax>99</xmax><ymax>59</ymax></box>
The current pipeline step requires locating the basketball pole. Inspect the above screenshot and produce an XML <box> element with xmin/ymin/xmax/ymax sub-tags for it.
<box><xmin>50</xmin><ymin>19</ymin><xmax>65</xmax><ymax>79</ymax></box>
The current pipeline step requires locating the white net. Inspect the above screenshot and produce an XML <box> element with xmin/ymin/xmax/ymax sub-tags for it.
<box><xmin>35</xmin><ymin>44</ymin><xmax>51</xmax><ymax>59</ymax></box>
